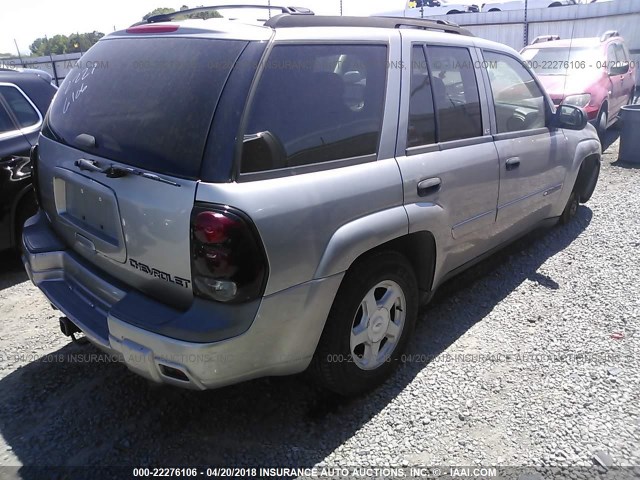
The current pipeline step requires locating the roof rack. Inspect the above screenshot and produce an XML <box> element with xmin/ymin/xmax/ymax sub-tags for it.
<box><xmin>531</xmin><ymin>35</ymin><xmax>560</xmax><ymax>45</ymax></box>
<box><xmin>146</xmin><ymin>5</ymin><xmax>314</xmax><ymax>23</ymax></box>
<box><xmin>600</xmin><ymin>30</ymin><xmax>620</xmax><ymax>42</ymax></box>
<box><xmin>264</xmin><ymin>15</ymin><xmax>473</xmax><ymax>36</ymax></box>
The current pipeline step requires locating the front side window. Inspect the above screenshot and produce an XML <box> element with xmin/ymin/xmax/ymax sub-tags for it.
<box><xmin>483</xmin><ymin>51</ymin><xmax>547</xmax><ymax>133</ymax></box>
<box><xmin>427</xmin><ymin>46</ymin><xmax>482</xmax><ymax>142</ymax></box>
<box><xmin>0</xmin><ymin>85</ymin><xmax>39</xmax><ymax>129</ymax></box>
<box><xmin>614</xmin><ymin>43</ymin><xmax>629</xmax><ymax>63</ymax></box>
<box><xmin>607</xmin><ymin>44</ymin><xmax>618</xmax><ymax>65</ymax></box>
<box><xmin>240</xmin><ymin>44</ymin><xmax>387</xmax><ymax>174</ymax></box>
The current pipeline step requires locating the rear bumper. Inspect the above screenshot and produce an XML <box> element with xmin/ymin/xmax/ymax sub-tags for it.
<box><xmin>22</xmin><ymin>211</ymin><xmax>343</xmax><ymax>390</ymax></box>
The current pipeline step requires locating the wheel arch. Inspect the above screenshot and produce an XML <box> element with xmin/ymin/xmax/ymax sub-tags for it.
<box><xmin>315</xmin><ymin>211</ymin><xmax>437</xmax><ymax>299</ymax></box>
<box><xmin>574</xmin><ymin>153</ymin><xmax>601</xmax><ymax>203</ymax></box>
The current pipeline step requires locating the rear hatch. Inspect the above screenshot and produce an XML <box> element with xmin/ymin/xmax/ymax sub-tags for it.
<box><xmin>37</xmin><ymin>32</ymin><xmax>252</xmax><ymax>309</ymax></box>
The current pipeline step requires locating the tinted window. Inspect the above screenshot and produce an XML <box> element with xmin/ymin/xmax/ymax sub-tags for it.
<box><xmin>408</xmin><ymin>45</ymin><xmax>436</xmax><ymax>147</ymax></box>
<box><xmin>483</xmin><ymin>51</ymin><xmax>547</xmax><ymax>134</ymax></box>
<box><xmin>0</xmin><ymin>105</ymin><xmax>15</xmax><ymax>133</ymax></box>
<box><xmin>46</xmin><ymin>38</ymin><xmax>249</xmax><ymax>179</ymax></box>
<box><xmin>0</xmin><ymin>85</ymin><xmax>40</xmax><ymax>128</ymax></box>
<box><xmin>427</xmin><ymin>46</ymin><xmax>482</xmax><ymax>142</ymax></box>
<box><xmin>241</xmin><ymin>44</ymin><xmax>387</xmax><ymax>174</ymax></box>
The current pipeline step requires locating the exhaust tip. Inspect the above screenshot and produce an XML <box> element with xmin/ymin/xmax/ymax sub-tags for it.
<box><xmin>159</xmin><ymin>364</ymin><xmax>190</xmax><ymax>383</ymax></box>
<box><xmin>59</xmin><ymin>317</ymin><xmax>81</xmax><ymax>337</ymax></box>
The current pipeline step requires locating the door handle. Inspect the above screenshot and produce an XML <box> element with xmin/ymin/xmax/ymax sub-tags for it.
<box><xmin>417</xmin><ymin>177</ymin><xmax>441</xmax><ymax>197</ymax></box>
<box><xmin>505</xmin><ymin>157</ymin><xmax>521</xmax><ymax>171</ymax></box>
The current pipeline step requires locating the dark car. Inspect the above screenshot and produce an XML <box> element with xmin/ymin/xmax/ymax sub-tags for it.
<box><xmin>1</xmin><ymin>71</ymin><xmax>57</xmax><ymax>251</ymax></box>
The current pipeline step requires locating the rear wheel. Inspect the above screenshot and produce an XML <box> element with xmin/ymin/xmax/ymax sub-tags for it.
<box><xmin>447</xmin><ymin>10</ymin><xmax>462</xmax><ymax>14</ymax></box>
<box><xmin>310</xmin><ymin>251</ymin><xmax>418</xmax><ymax>396</ymax></box>
<box><xmin>489</xmin><ymin>8</ymin><xmax>501</xmax><ymax>11</ymax></box>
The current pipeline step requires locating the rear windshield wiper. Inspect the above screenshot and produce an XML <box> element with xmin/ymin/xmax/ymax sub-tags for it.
<box><xmin>74</xmin><ymin>159</ymin><xmax>180</xmax><ymax>187</ymax></box>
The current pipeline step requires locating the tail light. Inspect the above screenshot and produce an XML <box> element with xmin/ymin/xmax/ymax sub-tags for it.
<box><xmin>30</xmin><ymin>145</ymin><xmax>42</xmax><ymax>207</ymax></box>
<box><xmin>190</xmin><ymin>204</ymin><xmax>268</xmax><ymax>303</ymax></box>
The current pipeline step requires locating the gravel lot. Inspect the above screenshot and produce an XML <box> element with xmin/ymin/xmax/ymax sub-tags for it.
<box><xmin>0</xmin><ymin>132</ymin><xmax>638</xmax><ymax>477</ymax></box>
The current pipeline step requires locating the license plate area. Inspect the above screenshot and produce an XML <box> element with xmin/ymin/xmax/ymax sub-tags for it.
<box><xmin>52</xmin><ymin>168</ymin><xmax>127</xmax><ymax>263</ymax></box>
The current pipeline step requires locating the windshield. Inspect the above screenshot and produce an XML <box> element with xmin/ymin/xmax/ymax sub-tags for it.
<box><xmin>46</xmin><ymin>37</ymin><xmax>248</xmax><ymax>179</ymax></box>
<box><xmin>520</xmin><ymin>47</ymin><xmax>599</xmax><ymax>75</ymax></box>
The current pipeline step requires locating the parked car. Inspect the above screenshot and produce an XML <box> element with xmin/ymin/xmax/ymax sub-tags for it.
<box><xmin>481</xmin><ymin>0</ymin><xmax>576</xmax><ymax>12</ymax></box>
<box><xmin>381</xmin><ymin>0</ymin><xmax>479</xmax><ymax>16</ymax></box>
<box><xmin>0</xmin><ymin>71</ymin><xmax>56</xmax><ymax>253</ymax></box>
<box><xmin>22</xmin><ymin>7</ymin><xmax>601</xmax><ymax>396</ymax></box>
<box><xmin>0</xmin><ymin>66</ymin><xmax>55</xmax><ymax>86</ymax></box>
<box><xmin>520</xmin><ymin>31</ymin><xmax>636</xmax><ymax>139</ymax></box>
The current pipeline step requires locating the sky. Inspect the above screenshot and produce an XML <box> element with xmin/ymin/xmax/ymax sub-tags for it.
<box><xmin>1</xmin><ymin>0</ymin><xmax>405</xmax><ymax>56</ymax></box>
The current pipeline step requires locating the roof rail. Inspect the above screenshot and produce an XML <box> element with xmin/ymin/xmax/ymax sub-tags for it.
<box><xmin>600</xmin><ymin>30</ymin><xmax>620</xmax><ymax>42</ymax></box>
<box><xmin>264</xmin><ymin>15</ymin><xmax>473</xmax><ymax>36</ymax></box>
<box><xmin>531</xmin><ymin>35</ymin><xmax>560</xmax><ymax>45</ymax></box>
<box><xmin>146</xmin><ymin>5</ymin><xmax>314</xmax><ymax>23</ymax></box>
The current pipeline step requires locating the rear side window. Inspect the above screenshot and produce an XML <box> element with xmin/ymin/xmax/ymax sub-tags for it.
<box><xmin>240</xmin><ymin>44</ymin><xmax>388</xmax><ymax>174</ymax></box>
<box><xmin>0</xmin><ymin>85</ymin><xmax>40</xmax><ymax>128</ymax></box>
<box><xmin>427</xmin><ymin>46</ymin><xmax>482</xmax><ymax>142</ymax></box>
<box><xmin>46</xmin><ymin>38</ymin><xmax>249</xmax><ymax>179</ymax></box>
<box><xmin>483</xmin><ymin>51</ymin><xmax>547</xmax><ymax>133</ymax></box>
<box><xmin>0</xmin><ymin>105</ymin><xmax>15</xmax><ymax>133</ymax></box>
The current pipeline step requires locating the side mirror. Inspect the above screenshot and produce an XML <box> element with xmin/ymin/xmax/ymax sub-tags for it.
<box><xmin>554</xmin><ymin>105</ymin><xmax>587</xmax><ymax>130</ymax></box>
<box><xmin>609</xmin><ymin>63</ymin><xmax>630</xmax><ymax>76</ymax></box>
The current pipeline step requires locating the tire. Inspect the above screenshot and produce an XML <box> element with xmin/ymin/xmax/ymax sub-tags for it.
<box><xmin>579</xmin><ymin>160</ymin><xmax>600</xmax><ymax>203</ymax></box>
<box><xmin>310</xmin><ymin>251</ymin><xmax>419</xmax><ymax>396</ymax></box>
<box><xmin>595</xmin><ymin>105</ymin><xmax>608</xmax><ymax>142</ymax></box>
<box><xmin>489</xmin><ymin>8</ymin><xmax>501</xmax><ymax>11</ymax></box>
<box><xmin>560</xmin><ymin>190</ymin><xmax>579</xmax><ymax>225</ymax></box>
<box><xmin>447</xmin><ymin>10</ymin><xmax>461</xmax><ymax>14</ymax></box>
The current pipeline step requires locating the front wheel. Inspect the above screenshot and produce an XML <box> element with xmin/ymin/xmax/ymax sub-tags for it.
<box><xmin>310</xmin><ymin>251</ymin><xmax>418</xmax><ymax>396</ymax></box>
<box><xmin>560</xmin><ymin>191</ymin><xmax>579</xmax><ymax>225</ymax></box>
<box><xmin>596</xmin><ymin>106</ymin><xmax>608</xmax><ymax>142</ymax></box>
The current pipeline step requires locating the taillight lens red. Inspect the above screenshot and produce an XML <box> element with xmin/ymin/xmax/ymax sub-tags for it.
<box><xmin>193</xmin><ymin>211</ymin><xmax>239</xmax><ymax>244</ymax></box>
<box><xmin>190</xmin><ymin>205</ymin><xmax>267</xmax><ymax>303</ymax></box>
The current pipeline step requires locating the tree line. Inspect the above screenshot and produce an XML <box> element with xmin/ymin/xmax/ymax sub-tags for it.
<box><xmin>25</xmin><ymin>5</ymin><xmax>219</xmax><ymax>57</ymax></box>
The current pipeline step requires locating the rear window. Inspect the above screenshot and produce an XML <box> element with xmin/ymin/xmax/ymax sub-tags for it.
<box><xmin>46</xmin><ymin>37</ymin><xmax>249</xmax><ymax>179</ymax></box>
<box><xmin>520</xmin><ymin>47</ymin><xmax>598</xmax><ymax>75</ymax></box>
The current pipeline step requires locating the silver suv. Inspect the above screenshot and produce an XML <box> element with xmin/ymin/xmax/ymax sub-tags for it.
<box><xmin>22</xmin><ymin>7</ymin><xmax>601</xmax><ymax>396</ymax></box>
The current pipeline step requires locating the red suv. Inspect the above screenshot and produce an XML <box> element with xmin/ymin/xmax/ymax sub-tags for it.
<box><xmin>521</xmin><ymin>31</ymin><xmax>636</xmax><ymax>140</ymax></box>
